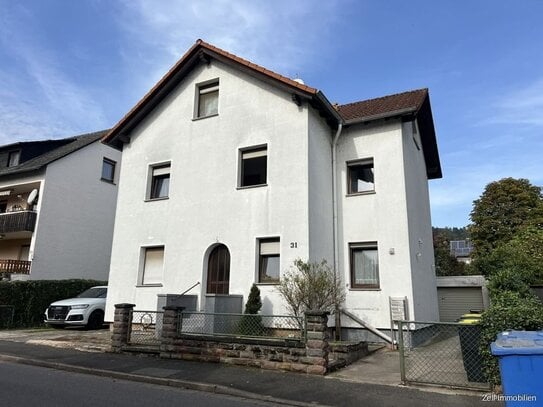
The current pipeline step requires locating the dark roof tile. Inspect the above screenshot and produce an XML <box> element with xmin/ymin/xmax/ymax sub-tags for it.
<box><xmin>0</xmin><ymin>130</ymin><xmax>107</xmax><ymax>177</ymax></box>
<box><xmin>337</xmin><ymin>89</ymin><xmax>428</xmax><ymax>122</ymax></box>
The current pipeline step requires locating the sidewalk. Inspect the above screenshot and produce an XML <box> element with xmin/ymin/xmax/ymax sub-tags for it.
<box><xmin>0</xmin><ymin>340</ymin><xmax>501</xmax><ymax>407</ymax></box>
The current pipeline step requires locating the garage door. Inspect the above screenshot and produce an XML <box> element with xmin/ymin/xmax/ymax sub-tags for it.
<box><xmin>437</xmin><ymin>287</ymin><xmax>484</xmax><ymax>322</ymax></box>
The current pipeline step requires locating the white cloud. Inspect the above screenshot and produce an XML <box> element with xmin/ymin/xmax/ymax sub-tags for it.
<box><xmin>479</xmin><ymin>78</ymin><xmax>543</xmax><ymax>127</ymax></box>
<box><xmin>115</xmin><ymin>0</ymin><xmax>342</xmax><ymax>88</ymax></box>
<box><xmin>0</xmin><ymin>4</ymin><xmax>108</xmax><ymax>142</ymax></box>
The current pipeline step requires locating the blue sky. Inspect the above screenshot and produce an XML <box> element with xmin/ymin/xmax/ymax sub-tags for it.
<box><xmin>1</xmin><ymin>0</ymin><xmax>542</xmax><ymax>227</ymax></box>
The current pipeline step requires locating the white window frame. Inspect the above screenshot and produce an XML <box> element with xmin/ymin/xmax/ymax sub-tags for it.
<box><xmin>257</xmin><ymin>237</ymin><xmax>280</xmax><ymax>284</ymax></box>
<box><xmin>194</xmin><ymin>79</ymin><xmax>219</xmax><ymax>119</ymax></box>
<box><xmin>238</xmin><ymin>145</ymin><xmax>268</xmax><ymax>188</ymax></box>
<box><xmin>139</xmin><ymin>246</ymin><xmax>165</xmax><ymax>286</ymax></box>
<box><xmin>146</xmin><ymin>162</ymin><xmax>171</xmax><ymax>200</ymax></box>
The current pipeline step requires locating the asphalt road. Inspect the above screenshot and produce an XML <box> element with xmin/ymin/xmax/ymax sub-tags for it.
<box><xmin>0</xmin><ymin>361</ymin><xmax>281</xmax><ymax>407</ymax></box>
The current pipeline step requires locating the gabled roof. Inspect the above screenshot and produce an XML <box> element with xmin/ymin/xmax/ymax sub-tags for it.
<box><xmin>337</xmin><ymin>89</ymin><xmax>442</xmax><ymax>179</ymax></box>
<box><xmin>103</xmin><ymin>39</ymin><xmax>340</xmax><ymax>148</ymax></box>
<box><xmin>0</xmin><ymin>130</ymin><xmax>107</xmax><ymax>177</ymax></box>
<box><xmin>102</xmin><ymin>39</ymin><xmax>441</xmax><ymax>179</ymax></box>
<box><xmin>337</xmin><ymin>89</ymin><xmax>428</xmax><ymax>123</ymax></box>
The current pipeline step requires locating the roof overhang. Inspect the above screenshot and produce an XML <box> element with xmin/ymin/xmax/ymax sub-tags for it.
<box><xmin>342</xmin><ymin>95</ymin><xmax>442</xmax><ymax>180</ymax></box>
<box><xmin>102</xmin><ymin>41</ymin><xmax>340</xmax><ymax>148</ymax></box>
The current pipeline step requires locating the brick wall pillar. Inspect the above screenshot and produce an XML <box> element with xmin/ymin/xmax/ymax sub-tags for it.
<box><xmin>111</xmin><ymin>303</ymin><xmax>135</xmax><ymax>353</ymax></box>
<box><xmin>160</xmin><ymin>306</ymin><xmax>184</xmax><ymax>358</ymax></box>
<box><xmin>304</xmin><ymin>310</ymin><xmax>330</xmax><ymax>375</ymax></box>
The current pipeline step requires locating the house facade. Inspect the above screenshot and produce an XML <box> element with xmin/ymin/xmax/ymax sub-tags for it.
<box><xmin>0</xmin><ymin>131</ymin><xmax>121</xmax><ymax>281</ymax></box>
<box><xmin>103</xmin><ymin>40</ymin><xmax>442</xmax><ymax>338</ymax></box>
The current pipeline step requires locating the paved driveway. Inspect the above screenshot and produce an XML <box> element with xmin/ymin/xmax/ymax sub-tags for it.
<box><xmin>0</xmin><ymin>327</ymin><xmax>111</xmax><ymax>352</ymax></box>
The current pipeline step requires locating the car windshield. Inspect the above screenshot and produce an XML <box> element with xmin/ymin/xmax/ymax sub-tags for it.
<box><xmin>77</xmin><ymin>287</ymin><xmax>107</xmax><ymax>298</ymax></box>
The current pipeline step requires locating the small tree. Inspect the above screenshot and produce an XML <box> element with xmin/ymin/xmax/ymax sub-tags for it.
<box><xmin>433</xmin><ymin>231</ymin><xmax>466</xmax><ymax>276</ymax></box>
<box><xmin>277</xmin><ymin>259</ymin><xmax>345</xmax><ymax>317</ymax></box>
<box><xmin>239</xmin><ymin>284</ymin><xmax>264</xmax><ymax>336</ymax></box>
<box><xmin>244</xmin><ymin>284</ymin><xmax>262</xmax><ymax>314</ymax></box>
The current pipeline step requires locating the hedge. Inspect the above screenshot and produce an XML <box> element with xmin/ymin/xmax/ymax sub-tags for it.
<box><xmin>0</xmin><ymin>279</ymin><xmax>107</xmax><ymax>329</ymax></box>
<box><xmin>479</xmin><ymin>290</ymin><xmax>543</xmax><ymax>386</ymax></box>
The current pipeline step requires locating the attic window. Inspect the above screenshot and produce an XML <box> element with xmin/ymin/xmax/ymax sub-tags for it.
<box><xmin>196</xmin><ymin>80</ymin><xmax>219</xmax><ymax>118</ymax></box>
<box><xmin>7</xmin><ymin>150</ymin><xmax>20</xmax><ymax>167</ymax></box>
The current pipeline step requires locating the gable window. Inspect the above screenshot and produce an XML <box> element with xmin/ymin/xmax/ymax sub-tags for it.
<box><xmin>258</xmin><ymin>238</ymin><xmax>280</xmax><ymax>284</ymax></box>
<box><xmin>141</xmin><ymin>246</ymin><xmax>164</xmax><ymax>285</ymax></box>
<box><xmin>149</xmin><ymin>163</ymin><xmax>170</xmax><ymax>199</ymax></box>
<box><xmin>240</xmin><ymin>146</ymin><xmax>267</xmax><ymax>187</ymax></box>
<box><xmin>350</xmin><ymin>243</ymin><xmax>379</xmax><ymax>289</ymax></box>
<box><xmin>7</xmin><ymin>150</ymin><xmax>20</xmax><ymax>167</ymax></box>
<box><xmin>196</xmin><ymin>80</ymin><xmax>219</xmax><ymax>118</ymax></box>
<box><xmin>101</xmin><ymin>158</ymin><xmax>116</xmax><ymax>183</ymax></box>
<box><xmin>347</xmin><ymin>159</ymin><xmax>374</xmax><ymax>194</ymax></box>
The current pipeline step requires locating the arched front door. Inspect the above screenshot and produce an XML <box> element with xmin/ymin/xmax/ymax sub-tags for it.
<box><xmin>206</xmin><ymin>244</ymin><xmax>230</xmax><ymax>294</ymax></box>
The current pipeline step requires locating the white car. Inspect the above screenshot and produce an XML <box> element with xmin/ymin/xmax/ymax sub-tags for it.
<box><xmin>44</xmin><ymin>286</ymin><xmax>107</xmax><ymax>329</ymax></box>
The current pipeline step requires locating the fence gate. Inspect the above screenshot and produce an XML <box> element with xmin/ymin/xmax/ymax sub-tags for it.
<box><xmin>396</xmin><ymin>320</ymin><xmax>490</xmax><ymax>390</ymax></box>
<box><xmin>127</xmin><ymin>310</ymin><xmax>163</xmax><ymax>350</ymax></box>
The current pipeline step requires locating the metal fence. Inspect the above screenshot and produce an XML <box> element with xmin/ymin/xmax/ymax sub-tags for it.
<box><xmin>178</xmin><ymin>312</ymin><xmax>305</xmax><ymax>342</ymax></box>
<box><xmin>396</xmin><ymin>320</ymin><xmax>490</xmax><ymax>390</ymax></box>
<box><xmin>127</xmin><ymin>310</ymin><xmax>163</xmax><ymax>346</ymax></box>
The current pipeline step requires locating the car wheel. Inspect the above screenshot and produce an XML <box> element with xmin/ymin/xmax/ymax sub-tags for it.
<box><xmin>86</xmin><ymin>310</ymin><xmax>104</xmax><ymax>330</ymax></box>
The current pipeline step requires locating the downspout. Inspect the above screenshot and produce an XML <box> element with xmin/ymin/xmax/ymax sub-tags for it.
<box><xmin>332</xmin><ymin>123</ymin><xmax>343</xmax><ymax>340</ymax></box>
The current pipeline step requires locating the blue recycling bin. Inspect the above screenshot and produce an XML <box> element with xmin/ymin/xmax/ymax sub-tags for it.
<box><xmin>491</xmin><ymin>331</ymin><xmax>543</xmax><ymax>406</ymax></box>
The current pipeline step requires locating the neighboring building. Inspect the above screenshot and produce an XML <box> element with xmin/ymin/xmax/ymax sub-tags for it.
<box><xmin>0</xmin><ymin>131</ymin><xmax>121</xmax><ymax>281</ymax></box>
<box><xmin>103</xmin><ymin>40</ymin><xmax>442</xmax><ymax>340</ymax></box>
<box><xmin>449</xmin><ymin>239</ymin><xmax>473</xmax><ymax>264</ymax></box>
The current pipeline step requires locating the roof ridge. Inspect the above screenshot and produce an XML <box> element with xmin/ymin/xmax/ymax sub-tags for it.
<box><xmin>196</xmin><ymin>39</ymin><xmax>318</xmax><ymax>94</ymax></box>
<box><xmin>338</xmin><ymin>88</ymin><xmax>428</xmax><ymax>108</ymax></box>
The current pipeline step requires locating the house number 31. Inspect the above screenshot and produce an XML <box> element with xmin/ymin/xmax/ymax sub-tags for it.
<box><xmin>290</xmin><ymin>242</ymin><xmax>298</xmax><ymax>248</ymax></box>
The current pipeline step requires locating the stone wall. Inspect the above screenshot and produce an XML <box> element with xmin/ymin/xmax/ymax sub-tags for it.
<box><xmin>112</xmin><ymin>304</ymin><xmax>331</xmax><ymax>375</ymax></box>
<box><xmin>329</xmin><ymin>341</ymin><xmax>369</xmax><ymax>367</ymax></box>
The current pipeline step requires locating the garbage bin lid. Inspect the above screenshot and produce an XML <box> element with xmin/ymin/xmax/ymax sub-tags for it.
<box><xmin>491</xmin><ymin>330</ymin><xmax>543</xmax><ymax>356</ymax></box>
<box><xmin>459</xmin><ymin>318</ymin><xmax>480</xmax><ymax>325</ymax></box>
<box><xmin>462</xmin><ymin>313</ymin><xmax>482</xmax><ymax>318</ymax></box>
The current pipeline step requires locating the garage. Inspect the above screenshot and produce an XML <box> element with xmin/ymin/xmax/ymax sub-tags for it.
<box><xmin>436</xmin><ymin>276</ymin><xmax>488</xmax><ymax>322</ymax></box>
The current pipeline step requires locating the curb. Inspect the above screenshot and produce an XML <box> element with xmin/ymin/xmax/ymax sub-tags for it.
<box><xmin>0</xmin><ymin>353</ymin><xmax>327</xmax><ymax>407</ymax></box>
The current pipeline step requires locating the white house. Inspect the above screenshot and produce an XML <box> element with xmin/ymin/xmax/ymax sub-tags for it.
<box><xmin>0</xmin><ymin>131</ymin><xmax>121</xmax><ymax>281</ymax></box>
<box><xmin>103</xmin><ymin>40</ymin><xmax>442</xmax><ymax>340</ymax></box>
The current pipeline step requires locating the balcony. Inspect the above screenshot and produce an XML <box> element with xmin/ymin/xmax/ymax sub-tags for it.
<box><xmin>0</xmin><ymin>259</ymin><xmax>31</xmax><ymax>274</ymax></box>
<box><xmin>0</xmin><ymin>211</ymin><xmax>37</xmax><ymax>234</ymax></box>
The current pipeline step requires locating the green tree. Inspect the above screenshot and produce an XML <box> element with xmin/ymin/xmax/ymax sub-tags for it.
<box><xmin>277</xmin><ymin>259</ymin><xmax>345</xmax><ymax>317</ymax></box>
<box><xmin>477</xmin><ymin>226</ymin><xmax>543</xmax><ymax>282</ymax></box>
<box><xmin>433</xmin><ymin>231</ymin><xmax>466</xmax><ymax>276</ymax></box>
<box><xmin>469</xmin><ymin>178</ymin><xmax>543</xmax><ymax>262</ymax></box>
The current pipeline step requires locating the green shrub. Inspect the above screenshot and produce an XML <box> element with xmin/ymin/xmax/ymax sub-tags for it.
<box><xmin>0</xmin><ymin>279</ymin><xmax>107</xmax><ymax>328</ymax></box>
<box><xmin>487</xmin><ymin>268</ymin><xmax>533</xmax><ymax>300</ymax></box>
<box><xmin>239</xmin><ymin>284</ymin><xmax>264</xmax><ymax>336</ymax></box>
<box><xmin>479</xmin><ymin>291</ymin><xmax>543</xmax><ymax>386</ymax></box>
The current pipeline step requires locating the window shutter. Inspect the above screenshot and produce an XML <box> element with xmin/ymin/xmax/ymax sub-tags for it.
<box><xmin>260</xmin><ymin>240</ymin><xmax>279</xmax><ymax>255</ymax></box>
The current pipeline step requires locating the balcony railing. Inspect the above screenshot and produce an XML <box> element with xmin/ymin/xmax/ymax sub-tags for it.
<box><xmin>0</xmin><ymin>211</ymin><xmax>37</xmax><ymax>234</ymax></box>
<box><xmin>0</xmin><ymin>259</ymin><xmax>31</xmax><ymax>274</ymax></box>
